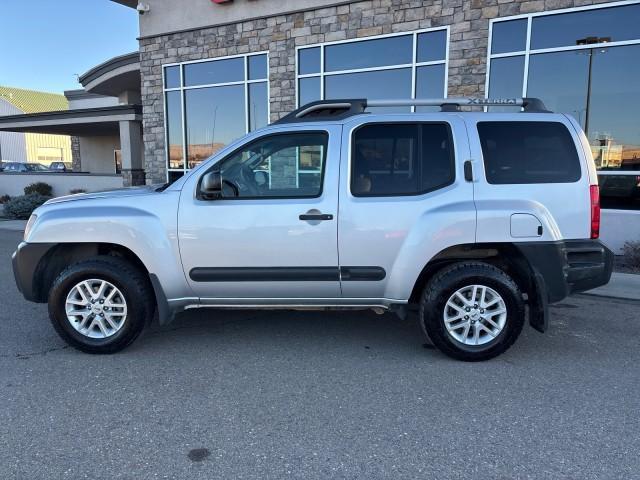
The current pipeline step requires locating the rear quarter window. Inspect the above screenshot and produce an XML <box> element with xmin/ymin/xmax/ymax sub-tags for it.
<box><xmin>477</xmin><ymin>121</ymin><xmax>581</xmax><ymax>184</ymax></box>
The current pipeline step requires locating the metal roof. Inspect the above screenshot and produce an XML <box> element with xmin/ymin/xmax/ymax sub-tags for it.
<box><xmin>0</xmin><ymin>86</ymin><xmax>68</xmax><ymax>114</ymax></box>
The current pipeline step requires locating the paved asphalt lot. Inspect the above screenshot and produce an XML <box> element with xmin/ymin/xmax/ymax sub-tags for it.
<box><xmin>1</xmin><ymin>229</ymin><xmax>639</xmax><ymax>479</ymax></box>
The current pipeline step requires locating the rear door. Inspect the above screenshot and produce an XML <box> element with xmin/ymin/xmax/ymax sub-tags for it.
<box><xmin>337</xmin><ymin>114</ymin><xmax>475</xmax><ymax>301</ymax></box>
<box><xmin>468</xmin><ymin>114</ymin><xmax>591</xmax><ymax>241</ymax></box>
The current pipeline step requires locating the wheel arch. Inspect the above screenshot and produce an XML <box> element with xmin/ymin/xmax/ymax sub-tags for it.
<box><xmin>32</xmin><ymin>242</ymin><xmax>151</xmax><ymax>303</ymax></box>
<box><xmin>408</xmin><ymin>243</ymin><xmax>538</xmax><ymax>307</ymax></box>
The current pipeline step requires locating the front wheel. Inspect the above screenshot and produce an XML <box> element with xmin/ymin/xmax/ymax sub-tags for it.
<box><xmin>48</xmin><ymin>256</ymin><xmax>155</xmax><ymax>354</ymax></box>
<box><xmin>420</xmin><ymin>262</ymin><xmax>525</xmax><ymax>361</ymax></box>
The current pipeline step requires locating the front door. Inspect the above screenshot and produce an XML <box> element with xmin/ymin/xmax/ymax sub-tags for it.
<box><xmin>178</xmin><ymin>126</ymin><xmax>341</xmax><ymax>303</ymax></box>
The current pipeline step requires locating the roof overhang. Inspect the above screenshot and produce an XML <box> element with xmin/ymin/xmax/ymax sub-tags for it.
<box><xmin>79</xmin><ymin>52</ymin><xmax>140</xmax><ymax>97</ymax></box>
<box><xmin>110</xmin><ymin>0</ymin><xmax>136</xmax><ymax>8</ymax></box>
<box><xmin>0</xmin><ymin>105</ymin><xmax>141</xmax><ymax>136</ymax></box>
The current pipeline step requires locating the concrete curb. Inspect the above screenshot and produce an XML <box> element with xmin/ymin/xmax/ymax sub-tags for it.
<box><xmin>583</xmin><ymin>272</ymin><xmax>640</xmax><ymax>302</ymax></box>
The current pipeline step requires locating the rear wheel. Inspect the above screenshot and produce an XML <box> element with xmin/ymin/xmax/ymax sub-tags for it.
<box><xmin>420</xmin><ymin>262</ymin><xmax>525</xmax><ymax>361</ymax></box>
<box><xmin>48</xmin><ymin>256</ymin><xmax>154</xmax><ymax>354</ymax></box>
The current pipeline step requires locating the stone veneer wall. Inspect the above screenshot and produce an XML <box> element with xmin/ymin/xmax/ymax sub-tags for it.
<box><xmin>139</xmin><ymin>0</ymin><xmax>613</xmax><ymax>184</ymax></box>
<box><xmin>70</xmin><ymin>136</ymin><xmax>81</xmax><ymax>172</ymax></box>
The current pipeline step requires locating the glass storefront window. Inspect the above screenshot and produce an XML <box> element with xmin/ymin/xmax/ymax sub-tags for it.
<box><xmin>325</xmin><ymin>35</ymin><xmax>413</xmax><ymax>72</ymax></box>
<box><xmin>417</xmin><ymin>30</ymin><xmax>448</xmax><ymax>63</ymax></box>
<box><xmin>491</xmin><ymin>19</ymin><xmax>527</xmax><ymax>54</ymax></box>
<box><xmin>297</xmin><ymin>28</ymin><xmax>449</xmax><ymax>112</ymax></box>
<box><xmin>325</xmin><ymin>68</ymin><xmax>413</xmax><ymax>112</ymax></box>
<box><xmin>164</xmin><ymin>66</ymin><xmax>181</xmax><ymax>89</ymax></box>
<box><xmin>163</xmin><ymin>52</ymin><xmax>269</xmax><ymax>178</ymax></box>
<box><xmin>165</xmin><ymin>91</ymin><xmax>184</xmax><ymax>169</ymax></box>
<box><xmin>530</xmin><ymin>4</ymin><xmax>640</xmax><ymax>50</ymax></box>
<box><xmin>487</xmin><ymin>2</ymin><xmax>640</xmax><ymax>210</ymax></box>
<box><xmin>183</xmin><ymin>57</ymin><xmax>244</xmax><ymax>87</ymax></box>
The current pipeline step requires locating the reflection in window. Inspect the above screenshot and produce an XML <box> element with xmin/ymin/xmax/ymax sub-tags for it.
<box><xmin>218</xmin><ymin>133</ymin><xmax>328</xmax><ymax>198</ymax></box>
<box><xmin>325</xmin><ymin>35</ymin><xmax>413</xmax><ymax>72</ymax></box>
<box><xmin>530</xmin><ymin>4</ymin><xmax>640</xmax><ymax>50</ymax></box>
<box><xmin>185</xmin><ymin>85</ymin><xmax>246</xmax><ymax>169</ymax></box>
<box><xmin>297</xmin><ymin>29</ymin><xmax>448</xmax><ymax>111</ymax></box>
<box><xmin>527</xmin><ymin>51</ymin><xmax>588</xmax><ymax>127</ymax></box>
<box><xmin>183</xmin><ymin>57</ymin><xmax>244</xmax><ymax>87</ymax></box>
<box><xmin>491</xmin><ymin>19</ymin><xmax>527</xmax><ymax>54</ymax></box>
<box><xmin>163</xmin><ymin>53</ymin><xmax>269</xmax><ymax>177</ymax></box>
<box><xmin>415</xmin><ymin>64</ymin><xmax>446</xmax><ymax>112</ymax></box>
<box><xmin>487</xmin><ymin>56</ymin><xmax>524</xmax><ymax>112</ymax></box>
<box><xmin>488</xmin><ymin>4</ymin><xmax>640</xmax><ymax>209</ymax></box>
<box><xmin>248</xmin><ymin>82</ymin><xmax>269</xmax><ymax>131</ymax></box>
<box><xmin>165</xmin><ymin>91</ymin><xmax>184</xmax><ymax>169</ymax></box>
<box><xmin>325</xmin><ymin>69</ymin><xmax>412</xmax><ymax>112</ymax></box>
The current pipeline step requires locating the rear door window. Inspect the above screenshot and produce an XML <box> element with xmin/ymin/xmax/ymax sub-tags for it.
<box><xmin>351</xmin><ymin>123</ymin><xmax>455</xmax><ymax>196</ymax></box>
<box><xmin>477</xmin><ymin>121</ymin><xmax>581</xmax><ymax>184</ymax></box>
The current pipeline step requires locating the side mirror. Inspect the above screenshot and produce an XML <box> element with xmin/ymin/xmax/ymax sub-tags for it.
<box><xmin>200</xmin><ymin>171</ymin><xmax>222</xmax><ymax>199</ymax></box>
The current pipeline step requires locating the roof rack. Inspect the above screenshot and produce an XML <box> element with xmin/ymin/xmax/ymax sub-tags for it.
<box><xmin>275</xmin><ymin>97</ymin><xmax>551</xmax><ymax>124</ymax></box>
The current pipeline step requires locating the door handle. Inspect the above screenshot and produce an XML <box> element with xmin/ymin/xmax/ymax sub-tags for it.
<box><xmin>299</xmin><ymin>213</ymin><xmax>333</xmax><ymax>221</ymax></box>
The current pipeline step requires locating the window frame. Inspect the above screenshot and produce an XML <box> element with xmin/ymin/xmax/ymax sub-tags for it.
<box><xmin>485</xmin><ymin>0</ymin><xmax>640</xmax><ymax>182</ymax></box>
<box><xmin>349</xmin><ymin>121</ymin><xmax>456</xmax><ymax>198</ymax></box>
<box><xmin>162</xmin><ymin>51</ymin><xmax>270</xmax><ymax>182</ymax></box>
<box><xmin>295</xmin><ymin>28</ymin><xmax>450</xmax><ymax>112</ymax></box>
<box><xmin>197</xmin><ymin>130</ymin><xmax>330</xmax><ymax>201</ymax></box>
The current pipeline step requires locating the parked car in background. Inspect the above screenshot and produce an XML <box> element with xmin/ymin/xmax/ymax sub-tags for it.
<box><xmin>49</xmin><ymin>162</ymin><xmax>73</xmax><ymax>173</ymax></box>
<box><xmin>2</xmin><ymin>162</ymin><xmax>50</xmax><ymax>173</ymax></box>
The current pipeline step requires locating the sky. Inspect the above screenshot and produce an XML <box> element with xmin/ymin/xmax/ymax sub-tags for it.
<box><xmin>0</xmin><ymin>0</ymin><xmax>139</xmax><ymax>94</ymax></box>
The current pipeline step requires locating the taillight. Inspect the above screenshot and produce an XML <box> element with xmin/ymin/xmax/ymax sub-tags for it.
<box><xmin>590</xmin><ymin>185</ymin><xmax>600</xmax><ymax>239</ymax></box>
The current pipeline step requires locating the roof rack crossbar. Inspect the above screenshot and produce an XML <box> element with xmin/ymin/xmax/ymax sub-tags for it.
<box><xmin>274</xmin><ymin>97</ymin><xmax>550</xmax><ymax>124</ymax></box>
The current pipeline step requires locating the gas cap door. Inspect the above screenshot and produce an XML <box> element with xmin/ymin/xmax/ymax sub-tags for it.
<box><xmin>510</xmin><ymin>213</ymin><xmax>543</xmax><ymax>238</ymax></box>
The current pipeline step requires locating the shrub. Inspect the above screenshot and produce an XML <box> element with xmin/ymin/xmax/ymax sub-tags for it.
<box><xmin>3</xmin><ymin>194</ymin><xmax>50</xmax><ymax>219</ymax></box>
<box><xmin>622</xmin><ymin>241</ymin><xmax>640</xmax><ymax>269</ymax></box>
<box><xmin>0</xmin><ymin>194</ymin><xmax>10</xmax><ymax>204</ymax></box>
<box><xmin>24</xmin><ymin>182</ymin><xmax>53</xmax><ymax>197</ymax></box>
<box><xmin>69</xmin><ymin>188</ymin><xmax>87</xmax><ymax>195</ymax></box>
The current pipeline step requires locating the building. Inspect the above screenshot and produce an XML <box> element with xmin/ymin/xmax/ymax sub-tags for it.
<box><xmin>0</xmin><ymin>54</ymin><xmax>143</xmax><ymax>196</ymax></box>
<box><xmin>0</xmin><ymin>86</ymin><xmax>72</xmax><ymax>165</ymax></box>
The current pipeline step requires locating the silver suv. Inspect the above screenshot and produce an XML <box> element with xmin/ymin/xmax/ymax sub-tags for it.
<box><xmin>12</xmin><ymin>98</ymin><xmax>613</xmax><ymax>361</ymax></box>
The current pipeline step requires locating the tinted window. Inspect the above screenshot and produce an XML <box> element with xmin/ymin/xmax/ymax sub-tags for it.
<box><xmin>216</xmin><ymin>133</ymin><xmax>328</xmax><ymax>198</ymax></box>
<box><xmin>491</xmin><ymin>19</ymin><xmax>527</xmax><ymax>54</ymax></box>
<box><xmin>477</xmin><ymin>122</ymin><xmax>581</xmax><ymax>184</ymax></box>
<box><xmin>325</xmin><ymin>35</ymin><xmax>413</xmax><ymax>72</ymax></box>
<box><xmin>530</xmin><ymin>4</ymin><xmax>640</xmax><ymax>50</ymax></box>
<box><xmin>351</xmin><ymin>123</ymin><xmax>455</xmax><ymax>197</ymax></box>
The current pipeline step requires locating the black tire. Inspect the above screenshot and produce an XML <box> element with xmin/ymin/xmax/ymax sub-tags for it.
<box><xmin>48</xmin><ymin>256</ymin><xmax>155</xmax><ymax>354</ymax></box>
<box><xmin>420</xmin><ymin>262</ymin><xmax>525</xmax><ymax>362</ymax></box>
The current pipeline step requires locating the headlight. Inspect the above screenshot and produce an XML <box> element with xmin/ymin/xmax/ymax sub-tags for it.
<box><xmin>24</xmin><ymin>214</ymin><xmax>37</xmax><ymax>241</ymax></box>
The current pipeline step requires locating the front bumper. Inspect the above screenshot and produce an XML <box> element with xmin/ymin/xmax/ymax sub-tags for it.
<box><xmin>12</xmin><ymin>242</ymin><xmax>55</xmax><ymax>302</ymax></box>
<box><xmin>516</xmin><ymin>239</ymin><xmax>614</xmax><ymax>303</ymax></box>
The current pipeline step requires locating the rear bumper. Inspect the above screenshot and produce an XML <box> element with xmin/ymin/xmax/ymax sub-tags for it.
<box><xmin>12</xmin><ymin>242</ymin><xmax>55</xmax><ymax>302</ymax></box>
<box><xmin>515</xmin><ymin>239</ymin><xmax>614</xmax><ymax>303</ymax></box>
